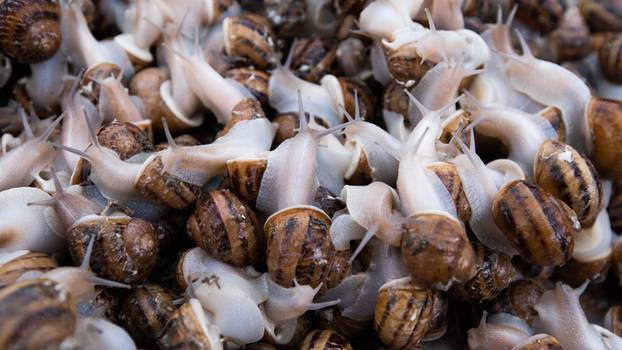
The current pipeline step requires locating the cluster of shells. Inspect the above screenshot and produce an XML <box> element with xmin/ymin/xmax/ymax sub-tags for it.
<box><xmin>6</xmin><ymin>0</ymin><xmax>622</xmax><ymax>349</ymax></box>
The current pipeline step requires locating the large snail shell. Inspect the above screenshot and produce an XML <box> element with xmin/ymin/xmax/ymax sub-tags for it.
<box><xmin>97</xmin><ymin>121</ymin><xmax>154</xmax><ymax>160</ymax></box>
<box><xmin>492</xmin><ymin>180</ymin><xmax>579</xmax><ymax>267</ymax></box>
<box><xmin>265</xmin><ymin>205</ymin><xmax>336</xmax><ymax>288</ymax></box>
<box><xmin>0</xmin><ymin>279</ymin><xmax>75</xmax><ymax>350</ymax></box>
<box><xmin>579</xmin><ymin>0</ymin><xmax>622</xmax><ymax>32</ymax></box>
<box><xmin>599</xmin><ymin>33</ymin><xmax>622</xmax><ymax>83</ymax></box>
<box><xmin>300</xmin><ymin>329</ymin><xmax>353</xmax><ymax>350</ymax></box>
<box><xmin>609</xmin><ymin>189</ymin><xmax>622</xmax><ymax>234</ymax></box>
<box><xmin>534</xmin><ymin>139</ymin><xmax>603</xmax><ymax>227</ymax></box>
<box><xmin>226</xmin><ymin>158</ymin><xmax>267</xmax><ymax>205</ymax></box>
<box><xmin>67</xmin><ymin>215</ymin><xmax>160</xmax><ymax>284</ymax></box>
<box><xmin>223</xmin><ymin>14</ymin><xmax>278</xmax><ymax>69</ymax></box>
<box><xmin>158</xmin><ymin>299</ymin><xmax>223</xmax><ymax>350</ymax></box>
<box><xmin>374</xmin><ymin>278</ymin><xmax>434</xmax><ymax>349</ymax></box>
<box><xmin>587</xmin><ymin>97</ymin><xmax>622</xmax><ymax>179</ymax></box>
<box><xmin>187</xmin><ymin>189</ymin><xmax>263</xmax><ymax>267</ymax></box>
<box><xmin>400</xmin><ymin>212</ymin><xmax>478</xmax><ymax>290</ymax></box>
<box><xmin>0</xmin><ymin>251</ymin><xmax>58</xmax><ymax>288</ymax></box>
<box><xmin>225</xmin><ymin>67</ymin><xmax>271</xmax><ymax>111</ymax></box>
<box><xmin>0</xmin><ymin>0</ymin><xmax>61</xmax><ymax>63</ymax></box>
<box><xmin>119</xmin><ymin>283</ymin><xmax>177</xmax><ymax>348</ymax></box>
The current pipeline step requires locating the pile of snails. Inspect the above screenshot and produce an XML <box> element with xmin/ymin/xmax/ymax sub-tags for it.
<box><xmin>5</xmin><ymin>0</ymin><xmax>622</xmax><ymax>349</ymax></box>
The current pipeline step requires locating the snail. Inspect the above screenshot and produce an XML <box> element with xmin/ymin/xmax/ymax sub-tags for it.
<box><xmin>467</xmin><ymin>312</ymin><xmax>535</xmax><ymax>349</ymax></box>
<box><xmin>25</xmin><ymin>50</ymin><xmax>67</xmax><ymax>113</ymax></box>
<box><xmin>289</xmin><ymin>36</ymin><xmax>337</xmax><ymax>83</ymax></box>
<box><xmin>579</xmin><ymin>0</ymin><xmax>622</xmax><ymax>33</ymax></box>
<box><xmin>605</xmin><ymin>305</ymin><xmax>622</xmax><ymax>337</ymax></box>
<box><xmin>487</xmin><ymin>279</ymin><xmax>544</xmax><ymax>326</ymax></box>
<box><xmin>0</xmin><ymin>0</ymin><xmax>62</xmax><ymax>64</ymax></box>
<box><xmin>61</xmin><ymin>316</ymin><xmax>136</xmax><ymax>350</ymax></box>
<box><xmin>300</xmin><ymin>329</ymin><xmax>353</xmax><ymax>350</ymax></box>
<box><xmin>223</xmin><ymin>14</ymin><xmax>279</xmax><ymax>69</ymax></box>
<box><xmin>514</xmin><ymin>0</ymin><xmax>564</xmax><ymax>34</ymax></box>
<box><xmin>0</xmin><ymin>250</ymin><xmax>58</xmax><ymax>288</ymax></box>
<box><xmin>264</xmin><ymin>0</ymin><xmax>306</xmax><ymax>37</ymax></box>
<box><xmin>549</xmin><ymin>6</ymin><xmax>592</xmax><ymax>62</ymax></box>
<box><xmin>96</xmin><ymin>121</ymin><xmax>154</xmax><ymax>160</ymax></box>
<box><xmin>158</xmin><ymin>298</ymin><xmax>224</xmax><ymax>350</ymax></box>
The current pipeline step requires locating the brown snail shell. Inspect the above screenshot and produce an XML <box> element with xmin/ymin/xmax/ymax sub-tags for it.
<box><xmin>514</xmin><ymin>0</ymin><xmax>565</xmax><ymax>34</ymax></box>
<box><xmin>0</xmin><ymin>0</ymin><xmax>61</xmax><ymax>63</ymax></box>
<box><xmin>225</xmin><ymin>158</ymin><xmax>267</xmax><ymax>205</ymax></box>
<box><xmin>513</xmin><ymin>335</ymin><xmax>564</xmax><ymax>350</ymax></box>
<box><xmin>300</xmin><ymin>329</ymin><xmax>353</xmax><ymax>350</ymax></box>
<box><xmin>66</xmin><ymin>215</ymin><xmax>160</xmax><ymax>284</ymax></box>
<box><xmin>605</xmin><ymin>305</ymin><xmax>622</xmax><ymax>336</ymax></box>
<box><xmin>0</xmin><ymin>251</ymin><xmax>58</xmax><ymax>288</ymax></box>
<box><xmin>462</xmin><ymin>0</ymin><xmax>514</xmax><ymax>23</ymax></box>
<box><xmin>492</xmin><ymin>180</ymin><xmax>579</xmax><ymax>267</ymax></box>
<box><xmin>611</xmin><ymin>236</ymin><xmax>622</xmax><ymax>285</ymax></box>
<box><xmin>313</xmin><ymin>308</ymin><xmax>372</xmax><ymax>339</ymax></box>
<box><xmin>135</xmin><ymin>154</ymin><xmax>202</xmax><ymax>209</ymax></box>
<box><xmin>322</xmin><ymin>248</ymin><xmax>352</xmax><ymax>293</ymax></box>
<box><xmin>383</xmin><ymin>80</ymin><xmax>410</xmax><ymax>118</ymax></box>
<box><xmin>217</xmin><ymin>98</ymin><xmax>266</xmax><ymax>138</ymax></box>
<box><xmin>579</xmin><ymin>0</ymin><xmax>622</xmax><ymax>33</ymax></box>
<box><xmin>599</xmin><ymin>33</ymin><xmax>622</xmax><ymax>84</ymax></box>
<box><xmin>224</xmin><ymin>67</ymin><xmax>271</xmax><ymax>111</ymax></box>
<box><xmin>512</xmin><ymin>257</ymin><xmax>556</xmax><ymax>281</ymax></box>
<box><xmin>223</xmin><ymin>14</ymin><xmax>278</xmax><ymax>70</ymax></box>
<box><xmin>534</xmin><ymin>139</ymin><xmax>603</xmax><ymax>227</ymax></box>
<box><xmin>118</xmin><ymin>283</ymin><xmax>177</xmax><ymax>348</ymax></box>
<box><xmin>0</xmin><ymin>278</ymin><xmax>75</xmax><ymax>350</ymax></box>
<box><xmin>538</xmin><ymin>106</ymin><xmax>566</xmax><ymax>142</ymax></box>
<box><xmin>385</xmin><ymin>44</ymin><xmax>435</xmax><ymax>83</ymax></box>
<box><xmin>265</xmin><ymin>205</ymin><xmax>336</xmax><ymax>288</ymax></box>
<box><xmin>374</xmin><ymin>278</ymin><xmax>434</xmax><ymax>349</ymax></box>
<box><xmin>450</xmin><ymin>243</ymin><xmax>516</xmax><ymax>303</ymax></box>
<box><xmin>550</xmin><ymin>6</ymin><xmax>592</xmax><ymax>62</ymax></box>
<box><xmin>486</xmin><ymin>279</ymin><xmax>544</xmax><ymax>326</ymax></box>
<box><xmin>187</xmin><ymin>189</ymin><xmax>264</xmax><ymax>267</ymax></box>
<box><xmin>97</xmin><ymin>121</ymin><xmax>154</xmax><ymax>160</ymax></box>
<box><xmin>554</xmin><ymin>254</ymin><xmax>611</xmax><ymax>287</ymax></box>
<box><xmin>264</xmin><ymin>0</ymin><xmax>306</xmax><ymax>37</ymax></box>
<box><xmin>334</xmin><ymin>0</ymin><xmax>367</xmax><ymax>17</ymax></box>
<box><xmin>609</xmin><ymin>188</ymin><xmax>622</xmax><ymax>234</ymax></box>
<box><xmin>338</xmin><ymin>77</ymin><xmax>376</xmax><ymax>122</ymax></box>
<box><xmin>158</xmin><ymin>299</ymin><xmax>222</xmax><ymax>350</ymax></box>
<box><xmin>272</xmin><ymin>112</ymin><xmax>299</xmax><ymax>146</ymax></box>
<box><xmin>79</xmin><ymin>62</ymin><xmax>123</xmax><ymax>104</ymax></box>
<box><xmin>290</xmin><ymin>36</ymin><xmax>337</xmax><ymax>83</ymax></box>
<box><xmin>423</xmin><ymin>290</ymin><xmax>448</xmax><ymax>341</ymax></box>
<box><xmin>314</xmin><ymin>185</ymin><xmax>346</xmax><ymax>219</ymax></box>
<box><xmin>154</xmin><ymin>134</ymin><xmax>201</xmax><ymax>151</ymax></box>
<box><xmin>400</xmin><ymin>212</ymin><xmax>478</xmax><ymax>289</ymax></box>
<box><xmin>588</xmin><ymin>97</ymin><xmax>622</xmax><ymax>179</ymax></box>
<box><xmin>427</xmin><ymin>162</ymin><xmax>472</xmax><ymax>223</ymax></box>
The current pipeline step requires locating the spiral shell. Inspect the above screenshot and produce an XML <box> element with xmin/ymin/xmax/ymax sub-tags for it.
<box><xmin>119</xmin><ymin>284</ymin><xmax>177</xmax><ymax>348</ymax></box>
<box><xmin>135</xmin><ymin>155</ymin><xmax>201</xmax><ymax>209</ymax></box>
<box><xmin>515</xmin><ymin>0</ymin><xmax>565</xmax><ymax>34</ymax></box>
<box><xmin>218</xmin><ymin>98</ymin><xmax>266</xmax><ymax>137</ymax></box>
<box><xmin>599</xmin><ymin>33</ymin><xmax>622</xmax><ymax>84</ymax></box>
<box><xmin>492</xmin><ymin>180</ymin><xmax>579</xmax><ymax>267</ymax></box>
<box><xmin>428</xmin><ymin>162</ymin><xmax>472</xmax><ymax>223</ymax></box>
<box><xmin>0</xmin><ymin>278</ymin><xmax>75</xmax><ymax>350</ymax></box>
<box><xmin>555</xmin><ymin>254</ymin><xmax>611</xmax><ymax>286</ymax></box>
<box><xmin>385</xmin><ymin>45</ymin><xmax>435</xmax><ymax>83</ymax></box>
<box><xmin>400</xmin><ymin>213</ymin><xmax>477</xmax><ymax>289</ymax></box>
<box><xmin>374</xmin><ymin>278</ymin><xmax>435</xmax><ymax>349</ymax></box>
<box><xmin>339</xmin><ymin>77</ymin><xmax>376</xmax><ymax>121</ymax></box>
<box><xmin>223</xmin><ymin>14</ymin><xmax>278</xmax><ymax>69</ymax></box>
<box><xmin>383</xmin><ymin>81</ymin><xmax>410</xmax><ymax>118</ymax></box>
<box><xmin>291</xmin><ymin>36</ymin><xmax>337</xmax><ymax>83</ymax></box>
<box><xmin>487</xmin><ymin>279</ymin><xmax>544</xmax><ymax>326</ymax></box>
<box><xmin>225</xmin><ymin>67</ymin><xmax>271</xmax><ymax>110</ymax></box>
<box><xmin>538</xmin><ymin>106</ymin><xmax>565</xmax><ymax>142</ymax></box>
<box><xmin>300</xmin><ymin>329</ymin><xmax>353</xmax><ymax>350</ymax></box>
<box><xmin>265</xmin><ymin>206</ymin><xmax>336</xmax><ymax>288</ymax></box>
<box><xmin>67</xmin><ymin>215</ymin><xmax>160</xmax><ymax>284</ymax></box>
<box><xmin>587</xmin><ymin>97</ymin><xmax>622</xmax><ymax>179</ymax></box>
<box><xmin>225</xmin><ymin>158</ymin><xmax>267</xmax><ymax>205</ymax></box>
<box><xmin>158</xmin><ymin>299</ymin><xmax>222</xmax><ymax>350</ymax></box>
<box><xmin>0</xmin><ymin>0</ymin><xmax>61</xmax><ymax>63</ymax></box>
<box><xmin>0</xmin><ymin>251</ymin><xmax>58</xmax><ymax>288</ymax></box>
<box><xmin>187</xmin><ymin>189</ymin><xmax>263</xmax><ymax>267</ymax></box>
<box><xmin>450</xmin><ymin>243</ymin><xmax>516</xmax><ymax>303</ymax></box>
<box><xmin>97</xmin><ymin>121</ymin><xmax>154</xmax><ymax>160</ymax></box>
<box><xmin>579</xmin><ymin>0</ymin><xmax>622</xmax><ymax>33</ymax></box>
<box><xmin>608</xmin><ymin>188</ymin><xmax>622</xmax><ymax>234</ymax></box>
<box><xmin>534</xmin><ymin>139</ymin><xmax>603</xmax><ymax>226</ymax></box>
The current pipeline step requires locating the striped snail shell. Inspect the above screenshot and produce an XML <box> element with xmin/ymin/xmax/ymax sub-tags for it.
<box><xmin>225</xmin><ymin>158</ymin><xmax>267</xmax><ymax>205</ymax></box>
<box><xmin>0</xmin><ymin>251</ymin><xmax>58</xmax><ymax>288</ymax></box>
<box><xmin>0</xmin><ymin>278</ymin><xmax>76</xmax><ymax>350</ymax></box>
<box><xmin>223</xmin><ymin>14</ymin><xmax>278</xmax><ymax>69</ymax></box>
<box><xmin>97</xmin><ymin>121</ymin><xmax>154</xmax><ymax>161</ymax></box>
<box><xmin>187</xmin><ymin>189</ymin><xmax>264</xmax><ymax>267</ymax></box>
<box><xmin>492</xmin><ymin>180</ymin><xmax>579</xmax><ymax>267</ymax></box>
<box><xmin>300</xmin><ymin>329</ymin><xmax>353</xmax><ymax>350</ymax></box>
<box><xmin>0</xmin><ymin>0</ymin><xmax>62</xmax><ymax>63</ymax></box>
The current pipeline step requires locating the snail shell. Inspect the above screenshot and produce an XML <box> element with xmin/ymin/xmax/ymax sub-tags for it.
<box><xmin>225</xmin><ymin>158</ymin><xmax>267</xmax><ymax>205</ymax></box>
<box><xmin>0</xmin><ymin>251</ymin><xmax>58</xmax><ymax>288</ymax></box>
<box><xmin>512</xmin><ymin>334</ymin><xmax>564</xmax><ymax>350</ymax></box>
<box><xmin>487</xmin><ymin>279</ymin><xmax>544</xmax><ymax>326</ymax></box>
<box><xmin>450</xmin><ymin>243</ymin><xmax>516</xmax><ymax>303</ymax></box>
<box><xmin>0</xmin><ymin>0</ymin><xmax>62</xmax><ymax>63</ymax></box>
<box><xmin>400</xmin><ymin>212</ymin><xmax>478</xmax><ymax>290</ymax></box>
<box><xmin>579</xmin><ymin>0</ymin><xmax>622</xmax><ymax>32</ymax></box>
<box><xmin>374</xmin><ymin>278</ymin><xmax>434</xmax><ymax>349</ymax></box>
<box><xmin>385</xmin><ymin>45</ymin><xmax>435</xmax><ymax>83</ymax></box>
<box><xmin>0</xmin><ymin>278</ymin><xmax>75</xmax><ymax>350</ymax></box>
<box><xmin>300</xmin><ymin>329</ymin><xmax>353</xmax><ymax>350</ymax></box>
<box><xmin>555</xmin><ymin>255</ymin><xmax>611</xmax><ymax>287</ymax></box>
<box><xmin>428</xmin><ymin>162</ymin><xmax>472</xmax><ymax>223</ymax></box>
<box><xmin>265</xmin><ymin>205</ymin><xmax>336</xmax><ymax>288</ymax></box>
<box><xmin>599</xmin><ymin>33</ymin><xmax>622</xmax><ymax>84</ymax></box>
<box><xmin>264</xmin><ymin>0</ymin><xmax>306</xmax><ymax>37</ymax></box>
<box><xmin>550</xmin><ymin>6</ymin><xmax>592</xmax><ymax>62</ymax></box>
<box><xmin>314</xmin><ymin>308</ymin><xmax>371</xmax><ymax>339</ymax></box>
<box><xmin>67</xmin><ymin>214</ymin><xmax>160</xmax><ymax>284</ymax></box>
<box><xmin>383</xmin><ymin>80</ymin><xmax>410</xmax><ymax>118</ymax></box>
<box><xmin>187</xmin><ymin>189</ymin><xmax>263</xmax><ymax>267</ymax></box>
<box><xmin>534</xmin><ymin>139</ymin><xmax>603</xmax><ymax>227</ymax></box>
<box><xmin>118</xmin><ymin>283</ymin><xmax>177</xmax><ymax>348</ymax></box>
<box><xmin>223</xmin><ymin>14</ymin><xmax>278</xmax><ymax>69</ymax></box>
<box><xmin>217</xmin><ymin>98</ymin><xmax>266</xmax><ymax>137</ymax></box>
<box><xmin>492</xmin><ymin>180</ymin><xmax>579</xmax><ymax>267</ymax></box>
<box><xmin>224</xmin><ymin>67</ymin><xmax>271</xmax><ymax>111</ymax></box>
<box><xmin>290</xmin><ymin>36</ymin><xmax>337</xmax><ymax>83</ymax></box>
<box><xmin>155</xmin><ymin>134</ymin><xmax>201</xmax><ymax>151</ymax></box>
<box><xmin>158</xmin><ymin>299</ymin><xmax>223</xmax><ymax>350</ymax></box>
<box><xmin>462</xmin><ymin>0</ymin><xmax>514</xmax><ymax>23</ymax></box>
<box><xmin>322</xmin><ymin>248</ymin><xmax>352</xmax><ymax>293</ymax></box>
<box><xmin>339</xmin><ymin>77</ymin><xmax>376</xmax><ymax>122</ymax></box>
<box><xmin>538</xmin><ymin>106</ymin><xmax>565</xmax><ymax>142</ymax></box>
<box><xmin>513</xmin><ymin>257</ymin><xmax>556</xmax><ymax>281</ymax></box>
<box><xmin>97</xmin><ymin>121</ymin><xmax>154</xmax><ymax>160</ymax></box>
<box><xmin>424</xmin><ymin>290</ymin><xmax>449</xmax><ymax>341</ymax></box>
<box><xmin>514</xmin><ymin>0</ymin><xmax>565</xmax><ymax>34</ymax></box>
<box><xmin>135</xmin><ymin>154</ymin><xmax>202</xmax><ymax>209</ymax></box>
<box><xmin>587</xmin><ymin>97</ymin><xmax>622</xmax><ymax>179</ymax></box>
<box><xmin>79</xmin><ymin>62</ymin><xmax>123</xmax><ymax>104</ymax></box>
<box><xmin>605</xmin><ymin>305</ymin><xmax>622</xmax><ymax>336</ymax></box>
<box><xmin>609</xmin><ymin>189</ymin><xmax>622</xmax><ymax>234</ymax></box>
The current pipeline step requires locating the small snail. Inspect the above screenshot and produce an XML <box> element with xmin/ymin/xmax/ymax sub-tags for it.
<box><xmin>118</xmin><ymin>283</ymin><xmax>177</xmax><ymax>348</ymax></box>
<box><xmin>0</xmin><ymin>0</ymin><xmax>62</xmax><ymax>63</ymax></box>
<box><xmin>187</xmin><ymin>189</ymin><xmax>264</xmax><ymax>267</ymax></box>
<box><xmin>492</xmin><ymin>180</ymin><xmax>579</xmax><ymax>267</ymax></box>
<box><xmin>300</xmin><ymin>329</ymin><xmax>353</xmax><ymax>350</ymax></box>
